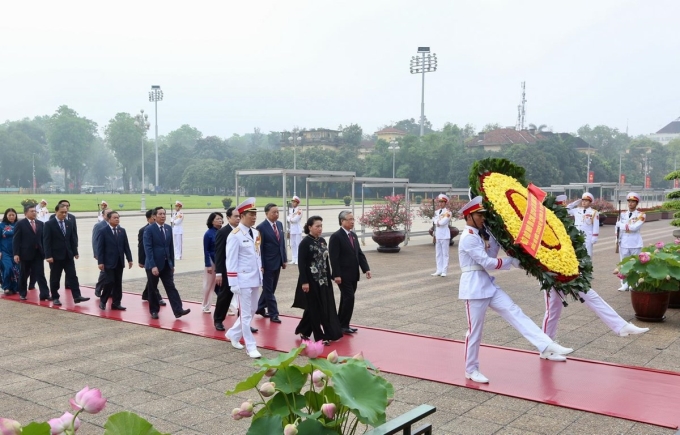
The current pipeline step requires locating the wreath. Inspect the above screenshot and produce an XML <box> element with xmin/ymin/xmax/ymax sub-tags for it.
<box><xmin>468</xmin><ymin>158</ymin><xmax>592</xmax><ymax>300</ymax></box>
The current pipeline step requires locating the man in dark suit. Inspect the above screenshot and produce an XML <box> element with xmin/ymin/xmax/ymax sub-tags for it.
<box><xmin>43</xmin><ymin>203</ymin><xmax>90</xmax><ymax>306</ymax></box>
<box><xmin>43</xmin><ymin>199</ymin><xmax>78</xmax><ymax>291</ymax></box>
<box><xmin>139</xmin><ymin>209</ymin><xmax>165</xmax><ymax>306</ymax></box>
<box><xmin>255</xmin><ymin>203</ymin><xmax>287</xmax><ymax>323</ymax></box>
<box><xmin>143</xmin><ymin>206</ymin><xmax>190</xmax><ymax>320</ymax></box>
<box><xmin>329</xmin><ymin>211</ymin><xmax>371</xmax><ymax>334</ymax></box>
<box><xmin>12</xmin><ymin>205</ymin><xmax>50</xmax><ymax>301</ymax></box>
<box><xmin>91</xmin><ymin>207</ymin><xmax>111</xmax><ymax>297</ymax></box>
<box><xmin>96</xmin><ymin>211</ymin><xmax>133</xmax><ymax>310</ymax></box>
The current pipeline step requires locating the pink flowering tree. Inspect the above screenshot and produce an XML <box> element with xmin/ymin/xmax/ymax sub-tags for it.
<box><xmin>359</xmin><ymin>195</ymin><xmax>413</xmax><ymax>232</ymax></box>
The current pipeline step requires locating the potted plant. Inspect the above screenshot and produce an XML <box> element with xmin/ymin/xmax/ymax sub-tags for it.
<box><xmin>20</xmin><ymin>198</ymin><xmax>38</xmax><ymax>209</ymax></box>
<box><xmin>359</xmin><ymin>195</ymin><xmax>412</xmax><ymax>253</ymax></box>
<box><xmin>227</xmin><ymin>343</ymin><xmax>394</xmax><ymax>434</ymax></box>
<box><xmin>617</xmin><ymin>242</ymin><xmax>680</xmax><ymax>321</ymax></box>
<box><xmin>222</xmin><ymin>197</ymin><xmax>233</xmax><ymax>209</ymax></box>
<box><xmin>417</xmin><ymin>199</ymin><xmax>462</xmax><ymax>246</ymax></box>
<box><xmin>343</xmin><ymin>195</ymin><xmax>352</xmax><ymax>206</ymax></box>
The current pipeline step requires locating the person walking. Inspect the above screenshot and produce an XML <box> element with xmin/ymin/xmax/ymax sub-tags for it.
<box><xmin>1</xmin><ymin>208</ymin><xmax>20</xmax><ymax>295</ymax></box>
<box><xmin>12</xmin><ymin>205</ymin><xmax>50</xmax><ymax>301</ymax></box>
<box><xmin>329</xmin><ymin>211</ymin><xmax>371</xmax><ymax>334</ymax></box>
<box><xmin>139</xmin><ymin>209</ymin><xmax>166</xmax><ymax>306</ymax></box>
<box><xmin>201</xmin><ymin>212</ymin><xmax>223</xmax><ymax>313</ymax></box>
<box><xmin>213</xmin><ymin>207</ymin><xmax>245</xmax><ymax>331</ymax></box>
<box><xmin>96</xmin><ymin>211</ymin><xmax>133</xmax><ymax>310</ymax></box>
<box><xmin>287</xmin><ymin>196</ymin><xmax>303</xmax><ymax>264</ymax></box>
<box><xmin>255</xmin><ymin>203</ymin><xmax>287</xmax><ymax>323</ymax></box>
<box><xmin>92</xmin><ymin>208</ymin><xmax>112</xmax><ymax>297</ymax></box>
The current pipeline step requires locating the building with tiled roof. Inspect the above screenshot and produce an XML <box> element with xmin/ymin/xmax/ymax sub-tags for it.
<box><xmin>649</xmin><ymin>117</ymin><xmax>680</xmax><ymax>145</ymax></box>
<box><xmin>465</xmin><ymin>128</ymin><xmax>591</xmax><ymax>153</ymax></box>
<box><xmin>375</xmin><ymin>127</ymin><xmax>408</xmax><ymax>142</ymax></box>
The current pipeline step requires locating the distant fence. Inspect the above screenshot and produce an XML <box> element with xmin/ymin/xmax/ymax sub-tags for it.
<box><xmin>0</xmin><ymin>188</ymin><xmax>20</xmax><ymax>193</ymax></box>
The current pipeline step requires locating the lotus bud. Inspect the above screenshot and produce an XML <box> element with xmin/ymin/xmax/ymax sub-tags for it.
<box><xmin>638</xmin><ymin>278</ymin><xmax>645</xmax><ymax>284</ymax></box>
<box><xmin>284</xmin><ymin>424</ymin><xmax>298</xmax><ymax>435</ymax></box>
<box><xmin>239</xmin><ymin>400</ymin><xmax>254</xmax><ymax>417</ymax></box>
<box><xmin>231</xmin><ymin>408</ymin><xmax>243</xmax><ymax>420</ymax></box>
<box><xmin>656</xmin><ymin>241</ymin><xmax>665</xmax><ymax>249</ymax></box>
<box><xmin>0</xmin><ymin>418</ymin><xmax>21</xmax><ymax>435</ymax></box>
<box><xmin>69</xmin><ymin>386</ymin><xmax>107</xmax><ymax>414</ymax></box>
<box><xmin>327</xmin><ymin>350</ymin><xmax>339</xmax><ymax>363</ymax></box>
<box><xmin>666</xmin><ymin>275</ymin><xmax>671</xmax><ymax>281</ymax></box>
<box><xmin>48</xmin><ymin>412</ymin><xmax>81</xmax><ymax>434</ymax></box>
<box><xmin>612</xmin><ymin>268</ymin><xmax>619</xmax><ymax>275</ymax></box>
<box><xmin>302</xmin><ymin>340</ymin><xmax>325</xmax><ymax>359</ymax></box>
<box><xmin>265</xmin><ymin>368</ymin><xmax>277</xmax><ymax>377</ymax></box>
<box><xmin>321</xmin><ymin>402</ymin><xmax>336</xmax><ymax>419</ymax></box>
<box><xmin>617</xmin><ymin>273</ymin><xmax>626</xmax><ymax>280</ymax></box>
<box><xmin>312</xmin><ymin>370</ymin><xmax>327</xmax><ymax>388</ymax></box>
<box><xmin>259</xmin><ymin>382</ymin><xmax>276</xmax><ymax>397</ymax></box>
<box><xmin>353</xmin><ymin>351</ymin><xmax>364</xmax><ymax>361</ymax></box>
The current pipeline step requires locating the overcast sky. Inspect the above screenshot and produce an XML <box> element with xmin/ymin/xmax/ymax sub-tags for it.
<box><xmin>2</xmin><ymin>0</ymin><xmax>678</xmax><ymax>139</ymax></box>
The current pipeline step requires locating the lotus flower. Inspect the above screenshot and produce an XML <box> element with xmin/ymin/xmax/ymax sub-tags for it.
<box><xmin>48</xmin><ymin>412</ymin><xmax>81</xmax><ymax>434</ymax></box>
<box><xmin>231</xmin><ymin>408</ymin><xmax>243</xmax><ymax>421</ymax></box>
<box><xmin>69</xmin><ymin>386</ymin><xmax>107</xmax><ymax>414</ymax></box>
<box><xmin>353</xmin><ymin>351</ymin><xmax>364</xmax><ymax>361</ymax></box>
<box><xmin>238</xmin><ymin>400</ymin><xmax>254</xmax><ymax>418</ymax></box>
<box><xmin>326</xmin><ymin>350</ymin><xmax>339</xmax><ymax>363</ymax></box>
<box><xmin>284</xmin><ymin>424</ymin><xmax>298</xmax><ymax>435</ymax></box>
<box><xmin>301</xmin><ymin>339</ymin><xmax>324</xmax><ymax>358</ymax></box>
<box><xmin>265</xmin><ymin>368</ymin><xmax>277</xmax><ymax>377</ymax></box>
<box><xmin>0</xmin><ymin>418</ymin><xmax>21</xmax><ymax>435</ymax></box>
<box><xmin>321</xmin><ymin>403</ymin><xmax>336</xmax><ymax>419</ymax></box>
<box><xmin>259</xmin><ymin>382</ymin><xmax>276</xmax><ymax>397</ymax></box>
<box><xmin>656</xmin><ymin>241</ymin><xmax>665</xmax><ymax>249</ymax></box>
<box><xmin>612</xmin><ymin>268</ymin><xmax>619</xmax><ymax>275</ymax></box>
<box><xmin>639</xmin><ymin>252</ymin><xmax>651</xmax><ymax>264</ymax></box>
<box><xmin>617</xmin><ymin>273</ymin><xmax>626</xmax><ymax>280</ymax></box>
<box><xmin>675</xmin><ymin>239</ymin><xmax>680</xmax><ymax>245</ymax></box>
<box><xmin>311</xmin><ymin>369</ymin><xmax>327</xmax><ymax>388</ymax></box>
<box><xmin>638</xmin><ymin>278</ymin><xmax>645</xmax><ymax>284</ymax></box>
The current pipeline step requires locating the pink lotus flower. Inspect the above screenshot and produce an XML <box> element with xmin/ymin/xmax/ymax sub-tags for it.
<box><xmin>301</xmin><ymin>340</ymin><xmax>324</xmax><ymax>358</ymax></box>
<box><xmin>284</xmin><ymin>424</ymin><xmax>298</xmax><ymax>435</ymax></box>
<box><xmin>0</xmin><ymin>418</ymin><xmax>21</xmax><ymax>435</ymax></box>
<box><xmin>675</xmin><ymin>239</ymin><xmax>680</xmax><ymax>245</ymax></box>
<box><xmin>48</xmin><ymin>412</ymin><xmax>81</xmax><ymax>435</ymax></box>
<box><xmin>231</xmin><ymin>408</ymin><xmax>243</xmax><ymax>421</ymax></box>
<box><xmin>69</xmin><ymin>386</ymin><xmax>107</xmax><ymax>414</ymax></box>
<box><xmin>321</xmin><ymin>403</ymin><xmax>336</xmax><ymax>419</ymax></box>
<box><xmin>238</xmin><ymin>400</ymin><xmax>254</xmax><ymax>418</ymax></box>
<box><xmin>639</xmin><ymin>252</ymin><xmax>651</xmax><ymax>264</ymax></box>
<box><xmin>617</xmin><ymin>273</ymin><xmax>626</xmax><ymax>280</ymax></box>
<box><xmin>326</xmin><ymin>350</ymin><xmax>339</xmax><ymax>363</ymax></box>
<box><xmin>312</xmin><ymin>370</ymin><xmax>327</xmax><ymax>388</ymax></box>
<box><xmin>656</xmin><ymin>241</ymin><xmax>665</xmax><ymax>249</ymax></box>
<box><xmin>259</xmin><ymin>382</ymin><xmax>276</xmax><ymax>397</ymax></box>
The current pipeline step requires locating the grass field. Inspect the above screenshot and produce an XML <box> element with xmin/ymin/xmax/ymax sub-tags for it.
<box><xmin>0</xmin><ymin>193</ymin><xmax>384</xmax><ymax>212</ymax></box>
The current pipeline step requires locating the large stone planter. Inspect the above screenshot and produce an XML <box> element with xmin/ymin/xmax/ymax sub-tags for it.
<box><xmin>428</xmin><ymin>226</ymin><xmax>460</xmax><ymax>246</ymax></box>
<box><xmin>630</xmin><ymin>290</ymin><xmax>670</xmax><ymax>322</ymax></box>
<box><xmin>669</xmin><ymin>291</ymin><xmax>680</xmax><ymax>309</ymax></box>
<box><xmin>600</xmin><ymin>213</ymin><xmax>619</xmax><ymax>225</ymax></box>
<box><xmin>372</xmin><ymin>230</ymin><xmax>406</xmax><ymax>253</ymax></box>
<box><xmin>661</xmin><ymin>210</ymin><xmax>674</xmax><ymax>219</ymax></box>
<box><xmin>644</xmin><ymin>211</ymin><xmax>661</xmax><ymax>222</ymax></box>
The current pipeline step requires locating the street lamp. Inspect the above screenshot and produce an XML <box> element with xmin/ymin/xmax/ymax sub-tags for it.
<box><xmin>32</xmin><ymin>153</ymin><xmax>36</xmax><ymax>194</ymax></box>
<box><xmin>134</xmin><ymin>109</ymin><xmax>151</xmax><ymax>211</ymax></box>
<box><xmin>388</xmin><ymin>140</ymin><xmax>400</xmax><ymax>195</ymax></box>
<box><xmin>288</xmin><ymin>130</ymin><xmax>302</xmax><ymax>196</ymax></box>
<box><xmin>148</xmin><ymin>85</ymin><xmax>163</xmax><ymax>191</ymax></box>
<box><xmin>409</xmin><ymin>47</ymin><xmax>437</xmax><ymax>137</ymax></box>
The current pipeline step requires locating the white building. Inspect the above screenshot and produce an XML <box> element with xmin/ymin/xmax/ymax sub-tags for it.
<box><xmin>649</xmin><ymin>117</ymin><xmax>680</xmax><ymax>145</ymax></box>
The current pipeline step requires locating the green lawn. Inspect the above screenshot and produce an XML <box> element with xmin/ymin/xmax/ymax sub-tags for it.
<box><xmin>0</xmin><ymin>193</ymin><xmax>380</xmax><ymax>212</ymax></box>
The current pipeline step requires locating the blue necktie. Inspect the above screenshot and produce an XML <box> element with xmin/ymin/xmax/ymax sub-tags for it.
<box><xmin>59</xmin><ymin>220</ymin><xmax>66</xmax><ymax>235</ymax></box>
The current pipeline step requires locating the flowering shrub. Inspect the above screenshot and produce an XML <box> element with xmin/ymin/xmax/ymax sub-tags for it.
<box><xmin>417</xmin><ymin>198</ymin><xmax>466</xmax><ymax>222</ymax></box>
<box><xmin>228</xmin><ymin>343</ymin><xmax>394</xmax><ymax>435</ymax></box>
<box><xmin>616</xmin><ymin>242</ymin><xmax>680</xmax><ymax>293</ymax></box>
<box><xmin>20</xmin><ymin>198</ymin><xmax>38</xmax><ymax>208</ymax></box>
<box><xmin>589</xmin><ymin>198</ymin><xmax>615</xmax><ymax>213</ymax></box>
<box><xmin>0</xmin><ymin>386</ymin><xmax>167</xmax><ymax>435</ymax></box>
<box><xmin>359</xmin><ymin>195</ymin><xmax>412</xmax><ymax>232</ymax></box>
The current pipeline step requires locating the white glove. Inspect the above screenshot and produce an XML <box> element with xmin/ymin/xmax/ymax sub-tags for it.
<box><xmin>510</xmin><ymin>258</ymin><xmax>521</xmax><ymax>268</ymax></box>
<box><xmin>591</xmin><ymin>237</ymin><xmax>598</xmax><ymax>244</ymax></box>
<box><xmin>231</xmin><ymin>286</ymin><xmax>241</xmax><ymax>295</ymax></box>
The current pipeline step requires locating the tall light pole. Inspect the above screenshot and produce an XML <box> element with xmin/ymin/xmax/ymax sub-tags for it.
<box><xmin>410</xmin><ymin>47</ymin><xmax>437</xmax><ymax>137</ymax></box>
<box><xmin>148</xmin><ymin>85</ymin><xmax>163</xmax><ymax>191</ymax></box>
<box><xmin>288</xmin><ymin>130</ymin><xmax>302</xmax><ymax>196</ymax></box>
<box><xmin>134</xmin><ymin>109</ymin><xmax>151</xmax><ymax>211</ymax></box>
<box><xmin>388</xmin><ymin>140</ymin><xmax>400</xmax><ymax>195</ymax></box>
<box><xmin>32</xmin><ymin>153</ymin><xmax>36</xmax><ymax>194</ymax></box>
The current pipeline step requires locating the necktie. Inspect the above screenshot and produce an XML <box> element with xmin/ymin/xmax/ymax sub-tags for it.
<box><xmin>629</xmin><ymin>212</ymin><xmax>632</xmax><ymax>218</ymax></box>
<box><xmin>273</xmin><ymin>222</ymin><xmax>280</xmax><ymax>241</ymax></box>
<box><xmin>30</xmin><ymin>220</ymin><xmax>36</xmax><ymax>233</ymax></box>
<box><xmin>114</xmin><ymin>227</ymin><xmax>119</xmax><ymax>237</ymax></box>
<box><xmin>160</xmin><ymin>225</ymin><xmax>165</xmax><ymax>239</ymax></box>
<box><xmin>348</xmin><ymin>232</ymin><xmax>355</xmax><ymax>248</ymax></box>
<box><xmin>59</xmin><ymin>220</ymin><xmax>66</xmax><ymax>235</ymax></box>
<box><xmin>249</xmin><ymin>228</ymin><xmax>254</xmax><ymax>240</ymax></box>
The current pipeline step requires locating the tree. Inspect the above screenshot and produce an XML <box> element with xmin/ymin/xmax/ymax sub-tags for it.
<box><xmin>86</xmin><ymin>137</ymin><xmax>118</xmax><ymax>186</ymax></box>
<box><xmin>195</xmin><ymin>136</ymin><xmax>228</xmax><ymax>160</ymax></box>
<box><xmin>340</xmin><ymin>123</ymin><xmax>363</xmax><ymax>147</ymax></box>
<box><xmin>390</xmin><ymin>117</ymin><xmax>433</xmax><ymax>136</ymax></box>
<box><xmin>482</xmin><ymin>123</ymin><xmax>503</xmax><ymax>132</ymax></box>
<box><xmin>47</xmin><ymin>105</ymin><xmax>97</xmax><ymax>192</ymax></box>
<box><xmin>166</xmin><ymin>124</ymin><xmax>202</xmax><ymax>150</ymax></box>
<box><xmin>104</xmin><ymin>112</ymin><xmax>145</xmax><ymax>192</ymax></box>
<box><xmin>0</xmin><ymin>128</ymin><xmax>52</xmax><ymax>188</ymax></box>
<box><xmin>180</xmin><ymin>159</ymin><xmax>225</xmax><ymax>194</ymax></box>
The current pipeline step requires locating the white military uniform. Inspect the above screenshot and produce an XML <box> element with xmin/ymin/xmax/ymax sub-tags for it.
<box><xmin>97</xmin><ymin>202</ymin><xmax>107</xmax><ymax>222</ymax></box>
<box><xmin>36</xmin><ymin>203</ymin><xmax>49</xmax><ymax>223</ymax></box>
<box><xmin>172</xmin><ymin>207</ymin><xmax>184</xmax><ymax>260</ymax></box>
<box><xmin>226</xmin><ymin>223</ymin><xmax>263</xmax><ymax>354</ymax></box>
<box><xmin>458</xmin><ymin>226</ymin><xmax>553</xmax><ymax>375</ymax></box>
<box><xmin>615</xmin><ymin>200</ymin><xmax>645</xmax><ymax>290</ymax></box>
<box><xmin>432</xmin><ymin>207</ymin><xmax>451</xmax><ymax>275</ymax></box>
<box><xmin>287</xmin><ymin>205</ymin><xmax>303</xmax><ymax>264</ymax></box>
<box><xmin>567</xmin><ymin>200</ymin><xmax>599</xmax><ymax>257</ymax></box>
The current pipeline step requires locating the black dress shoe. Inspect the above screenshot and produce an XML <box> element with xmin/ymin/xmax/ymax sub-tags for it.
<box><xmin>111</xmin><ymin>305</ymin><xmax>127</xmax><ymax>311</ymax></box>
<box><xmin>20</xmin><ymin>295</ymin><xmax>27</xmax><ymax>300</ymax></box>
<box><xmin>73</xmin><ymin>297</ymin><xmax>90</xmax><ymax>303</ymax></box>
<box><xmin>341</xmin><ymin>328</ymin><xmax>355</xmax><ymax>334</ymax></box>
<box><xmin>350</xmin><ymin>328</ymin><xmax>358</xmax><ymax>333</ymax></box>
<box><xmin>40</xmin><ymin>297</ymin><xmax>52</xmax><ymax>301</ymax></box>
<box><xmin>94</xmin><ymin>289</ymin><xmax>101</xmax><ymax>297</ymax></box>
<box><xmin>151</xmin><ymin>312</ymin><xmax>159</xmax><ymax>319</ymax></box>
<box><xmin>52</xmin><ymin>299</ymin><xmax>62</xmax><ymax>306</ymax></box>
<box><xmin>215</xmin><ymin>322</ymin><xmax>225</xmax><ymax>331</ymax></box>
<box><xmin>175</xmin><ymin>308</ymin><xmax>191</xmax><ymax>318</ymax></box>
<box><xmin>158</xmin><ymin>300</ymin><xmax>167</xmax><ymax>306</ymax></box>
<box><xmin>270</xmin><ymin>316</ymin><xmax>282</xmax><ymax>323</ymax></box>
<box><xmin>250</xmin><ymin>327</ymin><xmax>259</xmax><ymax>333</ymax></box>
<box><xmin>99</xmin><ymin>301</ymin><xmax>106</xmax><ymax>310</ymax></box>
<box><xmin>255</xmin><ymin>308</ymin><xmax>269</xmax><ymax>318</ymax></box>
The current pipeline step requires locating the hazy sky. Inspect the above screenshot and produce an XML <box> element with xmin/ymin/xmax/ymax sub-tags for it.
<box><xmin>2</xmin><ymin>0</ymin><xmax>678</xmax><ymax>139</ymax></box>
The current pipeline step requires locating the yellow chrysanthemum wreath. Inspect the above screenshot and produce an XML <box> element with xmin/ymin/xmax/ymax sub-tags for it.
<box><xmin>481</xmin><ymin>172</ymin><xmax>579</xmax><ymax>280</ymax></box>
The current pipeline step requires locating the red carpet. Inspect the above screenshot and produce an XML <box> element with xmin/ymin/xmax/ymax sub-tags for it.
<box><xmin>4</xmin><ymin>287</ymin><xmax>680</xmax><ymax>430</ymax></box>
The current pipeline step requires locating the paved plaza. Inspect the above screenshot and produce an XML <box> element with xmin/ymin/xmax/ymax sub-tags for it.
<box><xmin>1</xmin><ymin>208</ymin><xmax>680</xmax><ymax>434</ymax></box>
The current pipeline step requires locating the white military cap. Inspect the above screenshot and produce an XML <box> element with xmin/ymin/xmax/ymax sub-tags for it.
<box><xmin>237</xmin><ymin>197</ymin><xmax>257</xmax><ymax>214</ymax></box>
<box><xmin>460</xmin><ymin>196</ymin><xmax>486</xmax><ymax>217</ymax></box>
<box><xmin>582</xmin><ymin>192</ymin><xmax>594</xmax><ymax>201</ymax></box>
<box><xmin>627</xmin><ymin>192</ymin><xmax>640</xmax><ymax>202</ymax></box>
<box><xmin>555</xmin><ymin>194</ymin><xmax>568</xmax><ymax>205</ymax></box>
<box><xmin>437</xmin><ymin>194</ymin><xmax>449</xmax><ymax>203</ymax></box>
<box><xmin>292</xmin><ymin>196</ymin><xmax>300</xmax><ymax>202</ymax></box>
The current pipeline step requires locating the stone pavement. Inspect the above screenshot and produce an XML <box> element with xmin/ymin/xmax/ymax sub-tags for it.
<box><xmin>1</xmin><ymin>217</ymin><xmax>679</xmax><ymax>434</ymax></box>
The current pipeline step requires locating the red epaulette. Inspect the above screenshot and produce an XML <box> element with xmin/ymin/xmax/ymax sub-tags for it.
<box><xmin>468</xmin><ymin>229</ymin><xmax>474</xmax><ymax>234</ymax></box>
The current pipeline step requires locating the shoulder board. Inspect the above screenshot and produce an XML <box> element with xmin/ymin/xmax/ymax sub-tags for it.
<box><xmin>232</xmin><ymin>228</ymin><xmax>241</xmax><ymax>234</ymax></box>
<box><xmin>468</xmin><ymin>229</ymin><xmax>474</xmax><ymax>234</ymax></box>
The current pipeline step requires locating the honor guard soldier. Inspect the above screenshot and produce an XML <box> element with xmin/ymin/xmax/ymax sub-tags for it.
<box><xmin>171</xmin><ymin>201</ymin><xmax>184</xmax><ymax>260</ymax></box>
<box><xmin>458</xmin><ymin>196</ymin><xmax>573</xmax><ymax>384</ymax></box>
<box><xmin>555</xmin><ymin>194</ymin><xmax>568</xmax><ymax>206</ymax></box>
<box><xmin>287</xmin><ymin>196</ymin><xmax>303</xmax><ymax>264</ymax></box>
<box><xmin>225</xmin><ymin>198</ymin><xmax>263</xmax><ymax>359</ymax></box>
<box><xmin>36</xmin><ymin>199</ymin><xmax>50</xmax><ymax>223</ymax></box>
<box><xmin>431</xmin><ymin>194</ymin><xmax>451</xmax><ymax>277</ymax></box>
<box><xmin>97</xmin><ymin>201</ymin><xmax>108</xmax><ymax>222</ymax></box>
<box><xmin>566</xmin><ymin>192</ymin><xmax>599</xmax><ymax>257</ymax></box>
<box><xmin>615</xmin><ymin>192</ymin><xmax>645</xmax><ymax>291</ymax></box>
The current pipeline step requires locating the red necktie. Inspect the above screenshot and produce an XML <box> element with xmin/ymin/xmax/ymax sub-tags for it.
<box><xmin>348</xmin><ymin>232</ymin><xmax>355</xmax><ymax>248</ymax></box>
<box><xmin>30</xmin><ymin>220</ymin><xmax>36</xmax><ymax>233</ymax></box>
<box><xmin>273</xmin><ymin>222</ymin><xmax>280</xmax><ymax>241</ymax></box>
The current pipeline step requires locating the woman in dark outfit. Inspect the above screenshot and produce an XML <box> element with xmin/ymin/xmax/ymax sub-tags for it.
<box><xmin>292</xmin><ymin>216</ymin><xmax>342</xmax><ymax>345</ymax></box>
